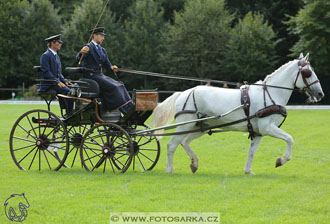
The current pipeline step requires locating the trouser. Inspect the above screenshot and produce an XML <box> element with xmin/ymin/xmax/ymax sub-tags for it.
<box><xmin>119</xmin><ymin>102</ymin><xmax>134</xmax><ymax>114</ymax></box>
<box><xmin>85</xmin><ymin>73</ymin><xmax>132</xmax><ymax>111</ymax></box>
<box><xmin>51</xmin><ymin>85</ymin><xmax>73</xmax><ymax>115</ymax></box>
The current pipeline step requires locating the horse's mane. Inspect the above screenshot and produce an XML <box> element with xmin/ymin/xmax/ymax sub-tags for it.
<box><xmin>263</xmin><ymin>60</ymin><xmax>295</xmax><ymax>82</ymax></box>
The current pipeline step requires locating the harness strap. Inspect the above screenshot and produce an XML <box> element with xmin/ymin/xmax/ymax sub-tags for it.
<box><xmin>141</xmin><ymin>105</ymin><xmax>287</xmax><ymax>137</ymax></box>
<box><xmin>263</xmin><ymin>82</ymin><xmax>276</xmax><ymax>107</ymax></box>
<box><xmin>240</xmin><ymin>85</ymin><xmax>255</xmax><ymax>139</ymax></box>
<box><xmin>174</xmin><ymin>89</ymin><xmax>199</xmax><ymax>118</ymax></box>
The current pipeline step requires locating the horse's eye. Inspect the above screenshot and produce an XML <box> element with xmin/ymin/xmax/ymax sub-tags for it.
<box><xmin>301</xmin><ymin>69</ymin><xmax>312</xmax><ymax>78</ymax></box>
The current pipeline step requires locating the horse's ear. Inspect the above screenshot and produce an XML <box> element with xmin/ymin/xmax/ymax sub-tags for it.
<box><xmin>305</xmin><ymin>52</ymin><xmax>309</xmax><ymax>61</ymax></box>
<box><xmin>299</xmin><ymin>53</ymin><xmax>304</xmax><ymax>59</ymax></box>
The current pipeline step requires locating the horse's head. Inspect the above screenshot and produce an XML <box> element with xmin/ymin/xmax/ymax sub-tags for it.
<box><xmin>293</xmin><ymin>53</ymin><xmax>324</xmax><ymax>103</ymax></box>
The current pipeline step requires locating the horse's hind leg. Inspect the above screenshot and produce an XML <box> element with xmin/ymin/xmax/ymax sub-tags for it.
<box><xmin>244</xmin><ymin>136</ymin><xmax>263</xmax><ymax>175</ymax></box>
<box><xmin>181</xmin><ymin>132</ymin><xmax>204</xmax><ymax>173</ymax></box>
<box><xmin>167</xmin><ymin>135</ymin><xmax>186</xmax><ymax>174</ymax></box>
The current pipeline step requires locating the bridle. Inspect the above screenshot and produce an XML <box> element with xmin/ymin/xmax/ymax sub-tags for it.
<box><xmin>293</xmin><ymin>60</ymin><xmax>320</xmax><ymax>91</ymax></box>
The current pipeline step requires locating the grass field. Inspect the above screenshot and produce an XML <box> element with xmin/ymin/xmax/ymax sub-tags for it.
<box><xmin>0</xmin><ymin>104</ymin><xmax>329</xmax><ymax>223</ymax></box>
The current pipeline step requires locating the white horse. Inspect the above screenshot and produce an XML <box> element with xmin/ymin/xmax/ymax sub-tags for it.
<box><xmin>152</xmin><ymin>53</ymin><xmax>324</xmax><ymax>174</ymax></box>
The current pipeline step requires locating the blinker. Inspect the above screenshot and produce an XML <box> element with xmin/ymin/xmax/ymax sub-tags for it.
<box><xmin>301</xmin><ymin>69</ymin><xmax>312</xmax><ymax>78</ymax></box>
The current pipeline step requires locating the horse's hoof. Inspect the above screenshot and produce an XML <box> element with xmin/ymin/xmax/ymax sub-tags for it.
<box><xmin>244</xmin><ymin>170</ymin><xmax>255</xmax><ymax>175</ymax></box>
<box><xmin>166</xmin><ymin>169</ymin><xmax>174</xmax><ymax>174</ymax></box>
<box><xmin>275</xmin><ymin>158</ymin><xmax>282</xmax><ymax>168</ymax></box>
<box><xmin>190</xmin><ymin>164</ymin><xmax>198</xmax><ymax>173</ymax></box>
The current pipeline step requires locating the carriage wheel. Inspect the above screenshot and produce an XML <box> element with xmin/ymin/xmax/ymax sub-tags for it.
<box><xmin>80</xmin><ymin>123</ymin><xmax>133</xmax><ymax>173</ymax></box>
<box><xmin>130</xmin><ymin>125</ymin><xmax>161</xmax><ymax>172</ymax></box>
<box><xmin>9</xmin><ymin>109</ymin><xmax>69</xmax><ymax>171</ymax></box>
<box><xmin>59</xmin><ymin>125</ymin><xmax>91</xmax><ymax>168</ymax></box>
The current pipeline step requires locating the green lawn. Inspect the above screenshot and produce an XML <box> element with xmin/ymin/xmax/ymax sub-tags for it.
<box><xmin>0</xmin><ymin>104</ymin><xmax>329</xmax><ymax>223</ymax></box>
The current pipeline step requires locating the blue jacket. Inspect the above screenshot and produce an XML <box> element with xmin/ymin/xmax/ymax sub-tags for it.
<box><xmin>76</xmin><ymin>42</ymin><xmax>113</xmax><ymax>74</ymax></box>
<box><xmin>39</xmin><ymin>49</ymin><xmax>67</xmax><ymax>91</ymax></box>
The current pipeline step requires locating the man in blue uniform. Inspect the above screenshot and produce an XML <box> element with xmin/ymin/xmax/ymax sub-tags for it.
<box><xmin>39</xmin><ymin>34</ymin><xmax>73</xmax><ymax>115</ymax></box>
<box><xmin>76</xmin><ymin>27</ymin><xmax>133</xmax><ymax>114</ymax></box>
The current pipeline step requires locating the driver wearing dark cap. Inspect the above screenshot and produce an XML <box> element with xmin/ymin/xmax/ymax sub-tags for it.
<box><xmin>76</xmin><ymin>27</ymin><xmax>134</xmax><ymax>115</ymax></box>
<box><xmin>39</xmin><ymin>34</ymin><xmax>73</xmax><ymax>116</ymax></box>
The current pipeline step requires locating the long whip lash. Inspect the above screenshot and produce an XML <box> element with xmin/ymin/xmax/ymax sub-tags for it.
<box><xmin>78</xmin><ymin>0</ymin><xmax>111</xmax><ymax>65</ymax></box>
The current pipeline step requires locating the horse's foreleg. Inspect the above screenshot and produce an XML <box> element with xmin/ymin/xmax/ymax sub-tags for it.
<box><xmin>264</xmin><ymin>124</ymin><xmax>293</xmax><ymax>167</ymax></box>
<box><xmin>167</xmin><ymin>135</ymin><xmax>185</xmax><ymax>174</ymax></box>
<box><xmin>181</xmin><ymin>133</ymin><xmax>203</xmax><ymax>173</ymax></box>
<box><xmin>244</xmin><ymin>136</ymin><xmax>263</xmax><ymax>175</ymax></box>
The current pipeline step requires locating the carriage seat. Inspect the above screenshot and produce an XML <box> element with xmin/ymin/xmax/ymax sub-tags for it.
<box><xmin>64</xmin><ymin>67</ymin><xmax>83</xmax><ymax>74</ymax></box>
<box><xmin>33</xmin><ymin>65</ymin><xmax>41</xmax><ymax>72</ymax></box>
<box><xmin>33</xmin><ymin>65</ymin><xmax>57</xmax><ymax>96</ymax></box>
<box><xmin>78</xmin><ymin>78</ymin><xmax>100</xmax><ymax>98</ymax></box>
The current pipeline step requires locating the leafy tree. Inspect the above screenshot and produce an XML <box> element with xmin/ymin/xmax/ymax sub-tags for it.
<box><xmin>222</xmin><ymin>12</ymin><xmax>279</xmax><ymax>82</ymax></box>
<box><xmin>225</xmin><ymin>0</ymin><xmax>304</xmax><ymax>65</ymax></box>
<box><xmin>0</xmin><ymin>0</ymin><xmax>61</xmax><ymax>89</ymax></box>
<box><xmin>120</xmin><ymin>0</ymin><xmax>165</xmax><ymax>89</ymax></box>
<box><xmin>159</xmin><ymin>0</ymin><xmax>187</xmax><ymax>23</ymax></box>
<box><xmin>287</xmin><ymin>0</ymin><xmax>330</xmax><ymax>78</ymax></box>
<box><xmin>108</xmin><ymin>0</ymin><xmax>136</xmax><ymax>21</ymax></box>
<box><xmin>159</xmin><ymin>0</ymin><xmax>233</xmax><ymax>90</ymax></box>
<box><xmin>61</xmin><ymin>0</ymin><xmax>123</xmax><ymax>73</ymax></box>
<box><xmin>287</xmin><ymin>0</ymin><xmax>330</xmax><ymax>103</ymax></box>
<box><xmin>50</xmin><ymin>0</ymin><xmax>81</xmax><ymax>22</ymax></box>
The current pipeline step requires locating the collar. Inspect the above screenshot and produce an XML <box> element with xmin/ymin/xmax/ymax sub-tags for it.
<box><xmin>92</xmin><ymin>40</ymin><xmax>99</xmax><ymax>47</ymax></box>
<box><xmin>48</xmin><ymin>48</ymin><xmax>57</xmax><ymax>56</ymax></box>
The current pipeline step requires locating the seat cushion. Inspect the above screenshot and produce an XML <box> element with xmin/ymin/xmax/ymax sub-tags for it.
<box><xmin>79</xmin><ymin>78</ymin><xmax>100</xmax><ymax>98</ymax></box>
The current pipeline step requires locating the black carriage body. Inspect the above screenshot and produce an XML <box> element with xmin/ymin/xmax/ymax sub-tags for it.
<box><xmin>9</xmin><ymin>66</ymin><xmax>160</xmax><ymax>173</ymax></box>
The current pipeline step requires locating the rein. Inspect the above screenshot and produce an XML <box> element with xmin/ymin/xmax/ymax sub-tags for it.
<box><xmin>118</xmin><ymin>68</ymin><xmax>301</xmax><ymax>92</ymax></box>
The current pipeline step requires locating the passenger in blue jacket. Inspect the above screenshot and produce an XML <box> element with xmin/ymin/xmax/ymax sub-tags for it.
<box><xmin>76</xmin><ymin>27</ymin><xmax>133</xmax><ymax>114</ymax></box>
<box><xmin>39</xmin><ymin>34</ymin><xmax>73</xmax><ymax>115</ymax></box>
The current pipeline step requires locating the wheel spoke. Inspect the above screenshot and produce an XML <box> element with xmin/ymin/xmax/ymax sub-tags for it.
<box><xmin>43</xmin><ymin>150</ymin><xmax>52</xmax><ymax>170</ymax></box>
<box><xmin>103</xmin><ymin>157</ymin><xmax>107</xmax><ymax>173</ymax></box>
<box><xmin>136</xmin><ymin>154</ymin><xmax>146</xmax><ymax>171</ymax></box>
<box><xmin>138</xmin><ymin>148</ymin><xmax>158</xmax><ymax>151</ymax></box>
<box><xmin>83</xmin><ymin>152</ymin><xmax>102</xmax><ymax>162</ymax></box>
<box><xmin>39</xmin><ymin>147</ymin><xmax>41</xmax><ymax>171</ymax></box>
<box><xmin>109</xmin><ymin>158</ymin><xmax>116</xmax><ymax>174</ymax></box>
<box><xmin>37</xmin><ymin>111</ymin><xmax>41</xmax><ymax>136</ymax></box>
<box><xmin>18</xmin><ymin>146</ymin><xmax>37</xmax><ymax>164</ymax></box>
<box><xmin>44</xmin><ymin>123</ymin><xmax>61</xmax><ymax>139</ymax></box>
<box><xmin>115</xmin><ymin>148</ymin><xmax>131</xmax><ymax>152</ymax></box>
<box><xmin>71</xmin><ymin>147</ymin><xmax>79</xmax><ymax>168</ymax></box>
<box><xmin>112</xmin><ymin>156</ymin><xmax>125</xmax><ymax>169</ymax></box>
<box><xmin>18</xmin><ymin>124</ymin><xmax>37</xmax><ymax>140</ymax></box>
<box><xmin>13</xmin><ymin>143</ymin><xmax>36</xmax><ymax>152</ymax></box>
<box><xmin>26</xmin><ymin>115</ymin><xmax>38</xmax><ymax>137</ymax></box>
<box><xmin>139</xmin><ymin>151</ymin><xmax>155</xmax><ymax>163</ymax></box>
<box><xmin>83</xmin><ymin>147</ymin><xmax>95</xmax><ymax>168</ymax></box>
<box><xmin>12</xmin><ymin>136</ymin><xmax>35</xmax><ymax>144</ymax></box>
<box><xmin>41</xmin><ymin>117</ymin><xmax>51</xmax><ymax>136</ymax></box>
<box><xmin>82</xmin><ymin>146</ymin><xmax>102</xmax><ymax>152</ymax></box>
<box><xmin>97</xmin><ymin>126</ymin><xmax>106</xmax><ymax>145</ymax></box>
<box><xmin>84</xmin><ymin>144</ymin><xmax>102</xmax><ymax>156</ymax></box>
<box><xmin>28</xmin><ymin>148</ymin><xmax>39</xmax><ymax>170</ymax></box>
<box><xmin>45</xmin><ymin>150</ymin><xmax>62</xmax><ymax>163</ymax></box>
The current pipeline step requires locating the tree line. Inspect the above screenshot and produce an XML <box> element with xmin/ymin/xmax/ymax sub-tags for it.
<box><xmin>0</xmin><ymin>0</ymin><xmax>329</xmax><ymax>103</ymax></box>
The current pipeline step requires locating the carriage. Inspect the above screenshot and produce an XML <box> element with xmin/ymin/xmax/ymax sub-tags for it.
<box><xmin>9</xmin><ymin>66</ymin><xmax>160</xmax><ymax>173</ymax></box>
<box><xmin>9</xmin><ymin>53</ymin><xmax>325</xmax><ymax>175</ymax></box>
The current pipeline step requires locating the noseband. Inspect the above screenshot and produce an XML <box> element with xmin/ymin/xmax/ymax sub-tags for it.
<box><xmin>294</xmin><ymin>60</ymin><xmax>320</xmax><ymax>90</ymax></box>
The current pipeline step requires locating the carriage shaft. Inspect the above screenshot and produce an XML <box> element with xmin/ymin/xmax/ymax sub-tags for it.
<box><xmin>133</xmin><ymin>105</ymin><xmax>244</xmax><ymax>135</ymax></box>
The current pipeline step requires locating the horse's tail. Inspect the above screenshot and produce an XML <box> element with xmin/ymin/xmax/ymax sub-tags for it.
<box><xmin>152</xmin><ymin>92</ymin><xmax>182</xmax><ymax>136</ymax></box>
